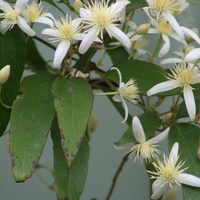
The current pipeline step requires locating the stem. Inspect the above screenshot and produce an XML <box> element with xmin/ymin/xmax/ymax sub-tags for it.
<box><xmin>149</xmin><ymin>35</ymin><xmax>162</xmax><ymax>63</ymax></box>
<box><xmin>33</xmin><ymin>36</ymin><xmax>56</xmax><ymax>50</ymax></box>
<box><xmin>105</xmin><ymin>154</ymin><xmax>129</xmax><ymax>200</ymax></box>
<box><xmin>95</xmin><ymin>91</ymin><xmax>117</xmax><ymax>96</ymax></box>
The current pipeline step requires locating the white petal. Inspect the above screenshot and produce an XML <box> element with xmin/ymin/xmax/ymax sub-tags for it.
<box><xmin>159</xmin><ymin>34</ymin><xmax>170</xmax><ymax>57</ymax></box>
<box><xmin>35</xmin><ymin>17</ymin><xmax>54</xmax><ymax>26</ymax></box>
<box><xmin>0</xmin><ymin>19</ymin><xmax>11</xmax><ymax>34</ymax></box>
<box><xmin>185</xmin><ymin>48</ymin><xmax>200</xmax><ymax>62</ymax></box>
<box><xmin>112</xmin><ymin>94</ymin><xmax>122</xmax><ymax>102</ymax></box>
<box><xmin>53</xmin><ymin>40</ymin><xmax>70</xmax><ymax>68</ymax></box>
<box><xmin>181</xmin><ymin>26</ymin><xmax>200</xmax><ymax>45</ymax></box>
<box><xmin>160</xmin><ymin>58</ymin><xmax>183</xmax><ymax>65</ymax></box>
<box><xmin>79</xmin><ymin>8</ymin><xmax>92</xmax><ymax>20</ymax></box>
<box><xmin>176</xmin><ymin>173</ymin><xmax>200</xmax><ymax>187</ymax></box>
<box><xmin>151</xmin><ymin>179</ymin><xmax>167</xmax><ymax>199</ymax></box>
<box><xmin>183</xmin><ymin>86</ymin><xmax>196</xmax><ymax>121</ymax></box>
<box><xmin>17</xmin><ymin>16</ymin><xmax>35</xmax><ymax>36</ymax></box>
<box><xmin>169</xmin><ymin>142</ymin><xmax>179</xmax><ymax>164</ymax></box>
<box><xmin>0</xmin><ymin>0</ymin><xmax>12</xmax><ymax>11</ymax></box>
<box><xmin>147</xmin><ymin>81</ymin><xmax>180</xmax><ymax>96</ymax></box>
<box><xmin>15</xmin><ymin>0</ymin><xmax>28</xmax><ymax>12</ymax></box>
<box><xmin>148</xmin><ymin>127</ymin><xmax>169</xmax><ymax>144</ymax></box>
<box><xmin>106</xmin><ymin>25</ymin><xmax>131</xmax><ymax>48</ymax></box>
<box><xmin>120</xmin><ymin>96</ymin><xmax>128</xmax><ymax>123</ymax></box>
<box><xmin>165</xmin><ymin>11</ymin><xmax>184</xmax><ymax>40</ymax></box>
<box><xmin>132</xmin><ymin>117</ymin><xmax>146</xmax><ymax>143</ymax></box>
<box><xmin>42</xmin><ymin>28</ymin><xmax>58</xmax><ymax>37</ymax></box>
<box><xmin>111</xmin><ymin>67</ymin><xmax>122</xmax><ymax>83</ymax></box>
<box><xmin>79</xmin><ymin>27</ymin><xmax>99</xmax><ymax>54</ymax></box>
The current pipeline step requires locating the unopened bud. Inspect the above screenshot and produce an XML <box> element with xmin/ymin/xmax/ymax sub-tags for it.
<box><xmin>74</xmin><ymin>0</ymin><xmax>83</xmax><ymax>12</ymax></box>
<box><xmin>88</xmin><ymin>112</ymin><xmax>98</xmax><ymax>133</ymax></box>
<box><xmin>136</xmin><ymin>23</ymin><xmax>150</xmax><ymax>35</ymax></box>
<box><xmin>165</xmin><ymin>185</ymin><xmax>179</xmax><ymax>200</ymax></box>
<box><xmin>198</xmin><ymin>147</ymin><xmax>200</xmax><ymax>159</ymax></box>
<box><xmin>0</xmin><ymin>65</ymin><xmax>10</xmax><ymax>85</ymax></box>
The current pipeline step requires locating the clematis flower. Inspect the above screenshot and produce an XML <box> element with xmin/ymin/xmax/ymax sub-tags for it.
<box><xmin>22</xmin><ymin>2</ymin><xmax>54</xmax><ymax>26</ymax></box>
<box><xmin>115</xmin><ymin>116</ymin><xmax>169</xmax><ymax>162</ymax></box>
<box><xmin>95</xmin><ymin>67</ymin><xmax>138</xmax><ymax>123</ymax></box>
<box><xmin>145</xmin><ymin>0</ymin><xmax>189</xmax><ymax>39</ymax></box>
<box><xmin>143</xmin><ymin>11</ymin><xmax>200</xmax><ymax>57</ymax></box>
<box><xmin>116</xmin><ymin>0</ymin><xmax>130</xmax><ymax>23</ymax></box>
<box><xmin>147</xmin><ymin>64</ymin><xmax>200</xmax><ymax>121</ymax></box>
<box><xmin>79</xmin><ymin>0</ymin><xmax>131</xmax><ymax>54</ymax></box>
<box><xmin>0</xmin><ymin>0</ymin><xmax>35</xmax><ymax>36</ymax></box>
<box><xmin>42</xmin><ymin>15</ymin><xmax>87</xmax><ymax>68</ymax></box>
<box><xmin>185</xmin><ymin>47</ymin><xmax>200</xmax><ymax>63</ymax></box>
<box><xmin>148</xmin><ymin>142</ymin><xmax>200</xmax><ymax>199</ymax></box>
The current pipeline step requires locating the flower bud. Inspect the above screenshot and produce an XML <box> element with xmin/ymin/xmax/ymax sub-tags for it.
<box><xmin>197</xmin><ymin>147</ymin><xmax>200</xmax><ymax>159</ymax></box>
<box><xmin>0</xmin><ymin>65</ymin><xmax>10</xmax><ymax>85</ymax></box>
<box><xmin>136</xmin><ymin>23</ymin><xmax>150</xmax><ymax>35</ymax></box>
<box><xmin>74</xmin><ymin>0</ymin><xmax>83</xmax><ymax>12</ymax></box>
<box><xmin>88</xmin><ymin>112</ymin><xmax>98</xmax><ymax>133</ymax></box>
<box><xmin>165</xmin><ymin>185</ymin><xmax>179</xmax><ymax>200</ymax></box>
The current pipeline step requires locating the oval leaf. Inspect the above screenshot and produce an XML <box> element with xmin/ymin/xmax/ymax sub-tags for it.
<box><xmin>52</xmin><ymin>77</ymin><xmax>93</xmax><ymax>168</ymax></box>
<box><xmin>51</xmin><ymin>118</ymin><xmax>89</xmax><ymax>200</ymax></box>
<box><xmin>10</xmin><ymin>75</ymin><xmax>55</xmax><ymax>181</ymax></box>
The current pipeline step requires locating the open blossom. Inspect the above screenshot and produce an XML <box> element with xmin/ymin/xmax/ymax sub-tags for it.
<box><xmin>79</xmin><ymin>0</ymin><xmax>131</xmax><ymax>54</ymax></box>
<box><xmin>115</xmin><ymin>116</ymin><xmax>169</xmax><ymax>162</ymax></box>
<box><xmin>0</xmin><ymin>0</ymin><xmax>35</xmax><ymax>36</ymax></box>
<box><xmin>111</xmin><ymin>67</ymin><xmax>138</xmax><ymax>123</ymax></box>
<box><xmin>145</xmin><ymin>0</ymin><xmax>189</xmax><ymax>39</ymax></box>
<box><xmin>42</xmin><ymin>15</ymin><xmax>87</xmax><ymax>68</ymax></box>
<box><xmin>147</xmin><ymin>64</ymin><xmax>200</xmax><ymax>121</ymax></box>
<box><xmin>148</xmin><ymin>142</ymin><xmax>200</xmax><ymax>199</ymax></box>
<box><xmin>22</xmin><ymin>2</ymin><xmax>54</xmax><ymax>26</ymax></box>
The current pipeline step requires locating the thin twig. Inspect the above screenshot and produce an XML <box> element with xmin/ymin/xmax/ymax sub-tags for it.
<box><xmin>105</xmin><ymin>154</ymin><xmax>129</xmax><ymax>200</ymax></box>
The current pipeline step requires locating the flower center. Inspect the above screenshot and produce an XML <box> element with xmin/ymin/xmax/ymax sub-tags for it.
<box><xmin>23</xmin><ymin>3</ymin><xmax>41</xmax><ymax>22</ymax></box>
<box><xmin>5</xmin><ymin>10</ymin><xmax>18</xmax><ymax>21</ymax></box>
<box><xmin>139</xmin><ymin>142</ymin><xmax>152</xmax><ymax>159</ymax></box>
<box><xmin>153</xmin><ymin>0</ymin><xmax>181</xmax><ymax>14</ymax></box>
<box><xmin>157</xmin><ymin>19</ymin><xmax>172</xmax><ymax>34</ymax></box>
<box><xmin>56</xmin><ymin>21</ymin><xmax>75</xmax><ymax>40</ymax></box>
<box><xmin>161</xmin><ymin>167</ymin><xmax>177</xmax><ymax>183</ymax></box>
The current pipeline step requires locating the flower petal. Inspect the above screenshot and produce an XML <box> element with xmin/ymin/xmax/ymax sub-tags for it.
<box><xmin>106</xmin><ymin>25</ymin><xmax>131</xmax><ymax>48</ymax></box>
<box><xmin>15</xmin><ymin>0</ymin><xmax>28</xmax><ymax>12</ymax></box>
<box><xmin>181</xmin><ymin>26</ymin><xmax>200</xmax><ymax>45</ymax></box>
<box><xmin>120</xmin><ymin>95</ymin><xmax>128</xmax><ymax>123</ymax></box>
<box><xmin>132</xmin><ymin>116</ymin><xmax>145</xmax><ymax>143</ymax></box>
<box><xmin>79</xmin><ymin>27</ymin><xmax>99</xmax><ymax>54</ymax></box>
<box><xmin>169</xmin><ymin>142</ymin><xmax>179</xmax><ymax>164</ymax></box>
<box><xmin>148</xmin><ymin>127</ymin><xmax>169</xmax><ymax>144</ymax></box>
<box><xmin>176</xmin><ymin>173</ymin><xmax>200</xmax><ymax>187</ymax></box>
<box><xmin>159</xmin><ymin>34</ymin><xmax>170</xmax><ymax>57</ymax></box>
<box><xmin>151</xmin><ymin>178</ymin><xmax>167</xmax><ymax>199</ymax></box>
<box><xmin>147</xmin><ymin>81</ymin><xmax>180</xmax><ymax>96</ymax></box>
<box><xmin>183</xmin><ymin>86</ymin><xmax>196</xmax><ymax>121</ymax></box>
<box><xmin>185</xmin><ymin>48</ymin><xmax>200</xmax><ymax>62</ymax></box>
<box><xmin>53</xmin><ymin>40</ymin><xmax>70</xmax><ymax>68</ymax></box>
<box><xmin>112</xmin><ymin>94</ymin><xmax>122</xmax><ymax>102</ymax></box>
<box><xmin>17</xmin><ymin>16</ymin><xmax>35</xmax><ymax>36</ymax></box>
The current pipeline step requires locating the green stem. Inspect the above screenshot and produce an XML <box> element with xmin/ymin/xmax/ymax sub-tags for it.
<box><xmin>149</xmin><ymin>35</ymin><xmax>162</xmax><ymax>63</ymax></box>
<box><xmin>0</xmin><ymin>86</ymin><xmax>11</xmax><ymax>109</ymax></box>
<box><xmin>95</xmin><ymin>91</ymin><xmax>117</xmax><ymax>96</ymax></box>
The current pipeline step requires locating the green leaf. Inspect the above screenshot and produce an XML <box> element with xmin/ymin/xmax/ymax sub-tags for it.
<box><xmin>51</xmin><ymin>118</ymin><xmax>90</xmax><ymax>200</ymax></box>
<box><xmin>117</xmin><ymin>113</ymin><xmax>162</xmax><ymax>145</ymax></box>
<box><xmin>169</xmin><ymin>124</ymin><xmax>200</xmax><ymax>200</ymax></box>
<box><xmin>10</xmin><ymin>75</ymin><xmax>55</xmax><ymax>181</ymax></box>
<box><xmin>0</xmin><ymin>27</ymin><xmax>26</xmax><ymax>135</ymax></box>
<box><xmin>106</xmin><ymin>46</ymin><xmax>129</xmax><ymax>65</ymax></box>
<box><xmin>52</xmin><ymin>77</ymin><xmax>93</xmax><ymax>168</ymax></box>
<box><xmin>105</xmin><ymin>59</ymin><xmax>166</xmax><ymax>94</ymax></box>
<box><xmin>129</xmin><ymin>0</ymin><xmax>147</xmax><ymax>9</ymax></box>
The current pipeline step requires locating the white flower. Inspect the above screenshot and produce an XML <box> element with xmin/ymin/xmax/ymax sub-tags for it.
<box><xmin>148</xmin><ymin>142</ymin><xmax>200</xmax><ymax>199</ymax></box>
<box><xmin>70</xmin><ymin>68</ymin><xmax>89</xmax><ymax>79</ymax></box>
<box><xmin>0</xmin><ymin>0</ymin><xmax>35</xmax><ymax>36</ymax></box>
<box><xmin>147</xmin><ymin>64</ymin><xmax>200</xmax><ymax>121</ymax></box>
<box><xmin>115</xmin><ymin>116</ymin><xmax>169</xmax><ymax>162</ymax></box>
<box><xmin>22</xmin><ymin>2</ymin><xmax>54</xmax><ymax>26</ymax></box>
<box><xmin>145</xmin><ymin>0</ymin><xmax>189</xmax><ymax>39</ymax></box>
<box><xmin>111</xmin><ymin>67</ymin><xmax>138</xmax><ymax>123</ymax></box>
<box><xmin>79</xmin><ymin>0</ymin><xmax>131</xmax><ymax>54</ymax></box>
<box><xmin>42</xmin><ymin>15</ymin><xmax>86</xmax><ymax>68</ymax></box>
